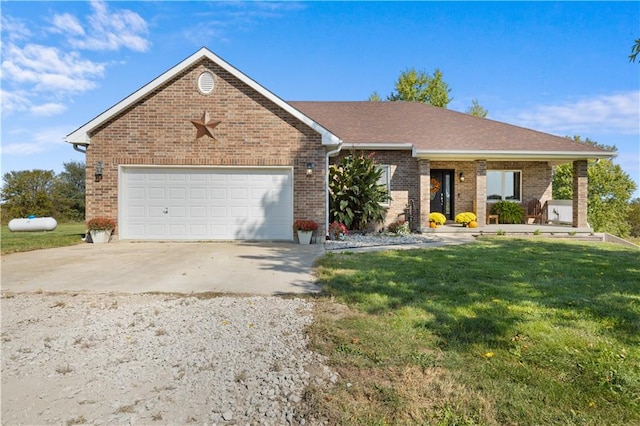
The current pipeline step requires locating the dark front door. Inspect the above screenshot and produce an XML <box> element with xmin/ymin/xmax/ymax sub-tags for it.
<box><xmin>430</xmin><ymin>170</ymin><xmax>454</xmax><ymax>220</ymax></box>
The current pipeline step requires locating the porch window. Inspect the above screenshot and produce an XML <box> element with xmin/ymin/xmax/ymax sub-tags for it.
<box><xmin>487</xmin><ymin>170</ymin><xmax>521</xmax><ymax>202</ymax></box>
<box><xmin>377</xmin><ymin>165</ymin><xmax>391</xmax><ymax>206</ymax></box>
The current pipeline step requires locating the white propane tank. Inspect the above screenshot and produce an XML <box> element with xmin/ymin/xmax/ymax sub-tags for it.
<box><xmin>8</xmin><ymin>217</ymin><xmax>58</xmax><ymax>232</ymax></box>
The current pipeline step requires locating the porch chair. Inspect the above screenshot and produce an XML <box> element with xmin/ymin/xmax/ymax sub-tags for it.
<box><xmin>473</xmin><ymin>200</ymin><xmax>499</xmax><ymax>224</ymax></box>
<box><xmin>524</xmin><ymin>198</ymin><xmax>543</xmax><ymax>224</ymax></box>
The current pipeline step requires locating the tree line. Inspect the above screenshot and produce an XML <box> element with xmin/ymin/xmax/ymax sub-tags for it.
<box><xmin>1</xmin><ymin>161</ymin><xmax>85</xmax><ymax>223</ymax></box>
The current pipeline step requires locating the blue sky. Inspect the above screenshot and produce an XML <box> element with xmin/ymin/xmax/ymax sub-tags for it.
<box><xmin>2</xmin><ymin>1</ymin><xmax>639</xmax><ymax>197</ymax></box>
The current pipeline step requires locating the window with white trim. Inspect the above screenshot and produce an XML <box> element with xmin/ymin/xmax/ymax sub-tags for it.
<box><xmin>377</xmin><ymin>165</ymin><xmax>391</xmax><ymax>206</ymax></box>
<box><xmin>487</xmin><ymin>170</ymin><xmax>521</xmax><ymax>202</ymax></box>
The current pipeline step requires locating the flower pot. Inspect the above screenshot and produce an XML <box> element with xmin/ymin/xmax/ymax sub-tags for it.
<box><xmin>89</xmin><ymin>229</ymin><xmax>112</xmax><ymax>244</ymax></box>
<box><xmin>297</xmin><ymin>230</ymin><xmax>312</xmax><ymax>244</ymax></box>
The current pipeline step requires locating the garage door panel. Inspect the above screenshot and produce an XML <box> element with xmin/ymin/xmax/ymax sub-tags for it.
<box><xmin>190</xmin><ymin>188</ymin><xmax>206</xmax><ymax>199</ymax></box>
<box><xmin>169</xmin><ymin>206</ymin><xmax>186</xmax><ymax>218</ymax></box>
<box><xmin>190</xmin><ymin>224</ymin><xmax>207</xmax><ymax>235</ymax></box>
<box><xmin>148</xmin><ymin>174</ymin><xmax>166</xmax><ymax>182</ymax></box>
<box><xmin>210</xmin><ymin>174</ymin><xmax>227</xmax><ymax>183</ymax></box>
<box><xmin>148</xmin><ymin>187</ymin><xmax>166</xmax><ymax>199</ymax></box>
<box><xmin>210</xmin><ymin>206</ymin><xmax>227</xmax><ymax>217</ymax></box>
<box><xmin>230</xmin><ymin>188</ymin><xmax>247</xmax><ymax>199</ymax></box>
<box><xmin>128</xmin><ymin>187</ymin><xmax>145</xmax><ymax>200</ymax></box>
<box><xmin>148</xmin><ymin>224</ymin><xmax>166</xmax><ymax>234</ymax></box>
<box><xmin>148</xmin><ymin>206</ymin><xmax>167</xmax><ymax>217</ymax></box>
<box><xmin>128</xmin><ymin>206</ymin><xmax>145</xmax><ymax>217</ymax></box>
<box><xmin>169</xmin><ymin>188</ymin><xmax>186</xmax><ymax>200</ymax></box>
<box><xmin>230</xmin><ymin>174</ymin><xmax>249</xmax><ymax>182</ymax></box>
<box><xmin>122</xmin><ymin>168</ymin><xmax>293</xmax><ymax>240</ymax></box>
<box><xmin>211</xmin><ymin>188</ymin><xmax>227</xmax><ymax>200</ymax></box>
<box><xmin>168</xmin><ymin>224</ymin><xmax>187</xmax><ymax>236</ymax></box>
<box><xmin>190</xmin><ymin>206</ymin><xmax>207</xmax><ymax>218</ymax></box>
<box><xmin>168</xmin><ymin>174</ymin><xmax>186</xmax><ymax>182</ymax></box>
<box><xmin>230</xmin><ymin>206</ymin><xmax>248</xmax><ymax>218</ymax></box>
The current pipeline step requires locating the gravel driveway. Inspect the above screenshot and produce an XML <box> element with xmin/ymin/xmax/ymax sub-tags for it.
<box><xmin>1</xmin><ymin>292</ymin><xmax>335</xmax><ymax>425</ymax></box>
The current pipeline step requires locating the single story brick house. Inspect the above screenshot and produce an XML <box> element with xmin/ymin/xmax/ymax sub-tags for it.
<box><xmin>66</xmin><ymin>47</ymin><xmax>612</xmax><ymax>241</ymax></box>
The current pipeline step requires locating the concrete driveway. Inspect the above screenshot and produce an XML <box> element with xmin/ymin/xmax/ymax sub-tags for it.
<box><xmin>1</xmin><ymin>242</ymin><xmax>325</xmax><ymax>295</ymax></box>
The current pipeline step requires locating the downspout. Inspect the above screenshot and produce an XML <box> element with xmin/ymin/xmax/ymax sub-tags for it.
<box><xmin>72</xmin><ymin>143</ymin><xmax>88</xmax><ymax>153</ymax></box>
<box><xmin>325</xmin><ymin>144</ymin><xmax>342</xmax><ymax>238</ymax></box>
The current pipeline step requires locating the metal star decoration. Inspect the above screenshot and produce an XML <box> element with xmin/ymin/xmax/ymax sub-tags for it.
<box><xmin>190</xmin><ymin>110</ymin><xmax>221</xmax><ymax>139</ymax></box>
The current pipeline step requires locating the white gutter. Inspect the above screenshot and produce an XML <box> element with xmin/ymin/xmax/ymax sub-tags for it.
<box><xmin>342</xmin><ymin>142</ymin><xmax>414</xmax><ymax>151</ymax></box>
<box><xmin>412</xmin><ymin>149</ymin><xmax>616</xmax><ymax>161</ymax></box>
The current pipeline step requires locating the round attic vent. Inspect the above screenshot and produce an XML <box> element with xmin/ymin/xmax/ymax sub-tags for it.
<box><xmin>197</xmin><ymin>71</ymin><xmax>215</xmax><ymax>94</ymax></box>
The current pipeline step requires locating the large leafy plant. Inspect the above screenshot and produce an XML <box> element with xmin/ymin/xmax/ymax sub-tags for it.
<box><xmin>491</xmin><ymin>201</ymin><xmax>524</xmax><ymax>224</ymax></box>
<box><xmin>329</xmin><ymin>153</ymin><xmax>391</xmax><ymax>230</ymax></box>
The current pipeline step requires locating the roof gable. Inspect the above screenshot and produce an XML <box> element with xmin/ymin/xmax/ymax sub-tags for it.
<box><xmin>66</xmin><ymin>47</ymin><xmax>341</xmax><ymax>146</ymax></box>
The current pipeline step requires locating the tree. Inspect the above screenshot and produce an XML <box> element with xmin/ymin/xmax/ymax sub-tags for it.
<box><xmin>387</xmin><ymin>68</ymin><xmax>452</xmax><ymax>107</ymax></box>
<box><xmin>466</xmin><ymin>99</ymin><xmax>488</xmax><ymax>118</ymax></box>
<box><xmin>1</xmin><ymin>169</ymin><xmax>56</xmax><ymax>221</ymax></box>
<box><xmin>368</xmin><ymin>91</ymin><xmax>382</xmax><ymax>101</ymax></box>
<box><xmin>552</xmin><ymin>136</ymin><xmax>637</xmax><ymax>236</ymax></box>
<box><xmin>628</xmin><ymin>198</ymin><xmax>640</xmax><ymax>237</ymax></box>
<box><xmin>630</xmin><ymin>38</ymin><xmax>640</xmax><ymax>63</ymax></box>
<box><xmin>52</xmin><ymin>161</ymin><xmax>86</xmax><ymax>221</ymax></box>
<box><xmin>329</xmin><ymin>153</ymin><xmax>391</xmax><ymax>230</ymax></box>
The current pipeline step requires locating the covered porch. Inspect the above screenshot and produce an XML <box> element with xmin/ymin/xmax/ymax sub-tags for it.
<box><xmin>417</xmin><ymin>158</ymin><xmax>590</xmax><ymax>231</ymax></box>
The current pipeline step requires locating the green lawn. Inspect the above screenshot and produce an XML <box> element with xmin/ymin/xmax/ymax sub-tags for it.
<box><xmin>308</xmin><ymin>238</ymin><xmax>640</xmax><ymax>425</ymax></box>
<box><xmin>1</xmin><ymin>222</ymin><xmax>86</xmax><ymax>255</ymax></box>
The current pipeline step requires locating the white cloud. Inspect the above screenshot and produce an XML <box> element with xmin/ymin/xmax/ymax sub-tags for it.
<box><xmin>184</xmin><ymin>1</ymin><xmax>304</xmax><ymax>45</ymax></box>
<box><xmin>66</xmin><ymin>0</ymin><xmax>150</xmax><ymax>52</ymax></box>
<box><xmin>0</xmin><ymin>16</ymin><xmax>32</xmax><ymax>41</ymax></box>
<box><xmin>0</xmin><ymin>89</ymin><xmax>30</xmax><ymax>115</ymax></box>
<box><xmin>1</xmin><ymin>43</ymin><xmax>104</xmax><ymax>93</ymax></box>
<box><xmin>507</xmin><ymin>91</ymin><xmax>640</xmax><ymax>136</ymax></box>
<box><xmin>51</xmin><ymin>13</ymin><xmax>85</xmax><ymax>36</ymax></box>
<box><xmin>183</xmin><ymin>23</ymin><xmax>228</xmax><ymax>46</ymax></box>
<box><xmin>30</xmin><ymin>102</ymin><xmax>67</xmax><ymax>116</ymax></box>
<box><xmin>1</xmin><ymin>125</ymin><xmax>72</xmax><ymax>155</ymax></box>
<box><xmin>1</xmin><ymin>1</ymin><xmax>151</xmax><ymax>119</ymax></box>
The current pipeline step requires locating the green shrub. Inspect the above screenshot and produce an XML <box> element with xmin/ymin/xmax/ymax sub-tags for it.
<box><xmin>491</xmin><ymin>201</ymin><xmax>523</xmax><ymax>224</ymax></box>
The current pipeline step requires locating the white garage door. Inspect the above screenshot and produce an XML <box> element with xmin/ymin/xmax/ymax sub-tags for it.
<box><xmin>120</xmin><ymin>167</ymin><xmax>293</xmax><ymax>240</ymax></box>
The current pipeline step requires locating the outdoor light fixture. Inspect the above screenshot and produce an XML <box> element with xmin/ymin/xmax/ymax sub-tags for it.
<box><xmin>459</xmin><ymin>171</ymin><xmax>465</xmax><ymax>182</ymax></box>
<box><xmin>95</xmin><ymin>161</ymin><xmax>104</xmax><ymax>182</ymax></box>
<box><xmin>306</xmin><ymin>162</ymin><xmax>314</xmax><ymax>176</ymax></box>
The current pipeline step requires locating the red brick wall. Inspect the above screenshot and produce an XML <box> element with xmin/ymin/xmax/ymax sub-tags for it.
<box><xmin>85</xmin><ymin>59</ymin><xmax>327</xmax><ymax>238</ymax></box>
